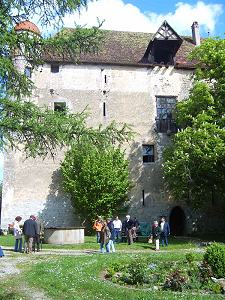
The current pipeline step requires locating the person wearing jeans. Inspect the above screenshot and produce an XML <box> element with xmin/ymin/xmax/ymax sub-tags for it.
<box><xmin>99</xmin><ymin>221</ymin><xmax>110</xmax><ymax>253</ymax></box>
<box><xmin>113</xmin><ymin>216</ymin><xmax>122</xmax><ymax>243</ymax></box>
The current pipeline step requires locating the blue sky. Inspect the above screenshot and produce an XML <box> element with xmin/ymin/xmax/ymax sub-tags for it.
<box><xmin>60</xmin><ymin>0</ymin><xmax>225</xmax><ymax>38</ymax></box>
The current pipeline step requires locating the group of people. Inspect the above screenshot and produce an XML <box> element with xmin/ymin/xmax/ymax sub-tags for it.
<box><xmin>93</xmin><ymin>215</ymin><xmax>170</xmax><ymax>252</ymax></box>
<box><xmin>13</xmin><ymin>215</ymin><xmax>44</xmax><ymax>254</ymax></box>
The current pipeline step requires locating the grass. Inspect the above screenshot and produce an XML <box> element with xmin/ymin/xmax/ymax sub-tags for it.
<box><xmin>1</xmin><ymin>235</ymin><xmax>225</xmax><ymax>299</ymax></box>
<box><xmin>0</xmin><ymin>234</ymin><xmax>199</xmax><ymax>251</ymax></box>
<box><xmin>20</xmin><ymin>252</ymin><xmax>223</xmax><ymax>300</ymax></box>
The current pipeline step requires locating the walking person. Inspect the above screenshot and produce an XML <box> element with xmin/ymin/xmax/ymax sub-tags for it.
<box><xmin>107</xmin><ymin>218</ymin><xmax>115</xmax><ymax>253</ymax></box>
<box><xmin>13</xmin><ymin>216</ymin><xmax>23</xmax><ymax>252</ymax></box>
<box><xmin>23</xmin><ymin>215</ymin><xmax>38</xmax><ymax>254</ymax></box>
<box><xmin>160</xmin><ymin>217</ymin><xmax>170</xmax><ymax>246</ymax></box>
<box><xmin>93</xmin><ymin>216</ymin><xmax>103</xmax><ymax>243</ymax></box>
<box><xmin>99</xmin><ymin>221</ymin><xmax>111</xmax><ymax>253</ymax></box>
<box><xmin>113</xmin><ymin>216</ymin><xmax>122</xmax><ymax>243</ymax></box>
<box><xmin>150</xmin><ymin>220</ymin><xmax>161</xmax><ymax>251</ymax></box>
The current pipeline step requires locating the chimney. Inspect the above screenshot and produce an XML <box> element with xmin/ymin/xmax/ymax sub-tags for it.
<box><xmin>191</xmin><ymin>21</ymin><xmax>200</xmax><ymax>46</ymax></box>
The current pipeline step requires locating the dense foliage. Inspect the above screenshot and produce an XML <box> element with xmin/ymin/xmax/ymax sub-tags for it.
<box><xmin>163</xmin><ymin>38</ymin><xmax>225</xmax><ymax>208</ymax></box>
<box><xmin>61</xmin><ymin>141</ymin><xmax>131</xmax><ymax>222</ymax></box>
<box><xmin>204</xmin><ymin>243</ymin><xmax>225</xmax><ymax>278</ymax></box>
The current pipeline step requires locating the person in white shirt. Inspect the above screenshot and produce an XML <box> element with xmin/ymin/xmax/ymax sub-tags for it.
<box><xmin>113</xmin><ymin>216</ymin><xmax>122</xmax><ymax>243</ymax></box>
<box><xmin>13</xmin><ymin>216</ymin><xmax>23</xmax><ymax>252</ymax></box>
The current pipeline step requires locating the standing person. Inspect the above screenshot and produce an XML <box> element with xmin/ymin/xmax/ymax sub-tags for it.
<box><xmin>99</xmin><ymin>221</ymin><xmax>111</xmax><ymax>253</ymax></box>
<box><xmin>150</xmin><ymin>220</ymin><xmax>161</xmax><ymax>251</ymax></box>
<box><xmin>93</xmin><ymin>216</ymin><xmax>103</xmax><ymax>243</ymax></box>
<box><xmin>23</xmin><ymin>215</ymin><xmax>38</xmax><ymax>254</ymax></box>
<box><xmin>160</xmin><ymin>217</ymin><xmax>170</xmax><ymax>246</ymax></box>
<box><xmin>33</xmin><ymin>216</ymin><xmax>44</xmax><ymax>252</ymax></box>
<box><xmin>113</xmin><ymin>216</ymin><xmax>122</xmax><ymax>243</ymax></box>
<box><xmin>124</xmin><ymin>215</ymin><xmax>134</xmax><ymax>245</ymax></box>
<box><xmin>13</xmin><ymin>216</ymin><xmax>23</xmax><ymax>252</ymax></box>
<box><xmin>132</xmin><ymin>217</ymin><xmax>140</xmax><ymax>241</ymax></box>
<box><xmin>107</xmin><ymin>218</ymin><xmax>115</xmax><ymax>253</ymax></box>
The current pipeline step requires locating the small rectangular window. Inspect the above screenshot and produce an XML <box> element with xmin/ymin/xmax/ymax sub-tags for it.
<box><xmin>104</xmin><ymin>75</ymin><xmax>107</xmax><ymax>84</ymax></box>
<box><xmin>51</xmin><ymin>64</ymin><xmax>59</xmax><ymax>73</ymax></box>
<box><xmin>142</xmin><ymin>145</ymin><xmax>154</xmax><ymax>163</ymax></box>
<box><xmin>24</xmin><ymin>66</ymin><xmax>32</xmax><ymax>78</ymax></box>
<box><xmin>54</xmin><ymin>102</ymin><xmax>66</xmax><ymax>113</ymax></box>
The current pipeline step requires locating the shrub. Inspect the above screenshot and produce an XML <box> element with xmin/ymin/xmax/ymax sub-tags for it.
<box><xmin>204</xmin><ymin>243</ymin><xmax>225</xmax><ymax>278</ymax></box>
<box><xmin>126</xmin><ymin>257</ymin><xmax>150</xmax><ymax>285</ymax></box>
<box><xmin>164</xmin><ymin>270</ymin><xmax>188</xmax><ymax>292</ymax></box>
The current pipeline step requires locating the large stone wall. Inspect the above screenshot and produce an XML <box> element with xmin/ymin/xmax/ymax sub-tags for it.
<box><xmin>1</xmin><ymin>62</ymin><xmax>204</xmax><ymax>232</ymax></box>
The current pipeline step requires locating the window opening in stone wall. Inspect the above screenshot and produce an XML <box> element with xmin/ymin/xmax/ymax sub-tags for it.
<box><xmin>24</xmin><ymin>66</ymin><xmax>32</xmax><ymax>78</ymax></box>
<box><xmin>51</xmin><ymin>64</ymin><xmax>59</xmax><ymax>73</ymax></box>
<box><xmin>142</xmin><ymin>145</ymin><xmax>154</xmax><ymax>163</ymax></box>
<box><xmin>104</xmin><ymin>75</ymin><xmax>107</xmax><ymax>84</ymax></box>
<box><xmin>142</xmin><ymin>189</ymin><xmax>145</xmax><ymax>206</ymax></box>
<box><xmin>155</xmin><ymin>96</ymin><xmax>177</xmax><ymax>133</ymax></box>
<box><xmin>54</xmin><ymin>102</ymin><xmax>66</xmax><ymax>113</ymax></box>
<box><xmin>103</xmin><ymin>102</ymin><xmax>106</xmax><ymax>116</ymax></box>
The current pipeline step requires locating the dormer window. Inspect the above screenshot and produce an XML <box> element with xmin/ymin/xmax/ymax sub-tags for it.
<box><xmin>143</xmin><ymin>21</ymin><xmax>183</xmax><ymax>66</ymax></box>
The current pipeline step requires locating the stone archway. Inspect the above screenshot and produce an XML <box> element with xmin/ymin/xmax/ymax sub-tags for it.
<box><xmin>169</xmin><ymin>206</ymin><xmax>186</xmax><ymax>236</ymax></box>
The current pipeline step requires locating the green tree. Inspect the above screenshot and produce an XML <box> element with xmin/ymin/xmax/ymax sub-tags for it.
<box><xmin>0</xmin><ymin>0</ymin><xmax>107</xmax><ymax>156</ymax></box>
<box><xmin>61</xmin><ymin>141</ymin><xmax>131</xmax><ymax>222</ymax></box>
<box><xmin>163</xmin><ymin>37</ymin><xmax>225</xmax><ymax>208</ymax></box>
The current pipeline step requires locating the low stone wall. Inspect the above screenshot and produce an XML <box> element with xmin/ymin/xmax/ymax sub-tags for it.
<box><xmin>44</xmin><ymin>227</ymin><xmax>84</xmax><ymax>244</ymax></box>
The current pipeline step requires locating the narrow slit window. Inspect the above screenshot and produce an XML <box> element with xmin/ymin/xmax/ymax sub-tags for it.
<box><xmin>103</xmin><ymin>102</ymin><xmax>106</xmax><ymax>116</ymax></box>
<box><xmin>142</xmin><ymin>189</ymin><xmax>145</xmax><ymax>206</ymax></box>
<box><xmin>104</xmin><ymin>75</ymin><xmax>107</xmax><ymax>84</ymax></box>
<box><xmin>142</xmin><ymin>145</ymin><xmax>154</xmax><ymax>163</ymax></box>
<box><xmin>51</xmin><ymin>64</ymin><xmax>59</xmax><ymax>73</ymax></box>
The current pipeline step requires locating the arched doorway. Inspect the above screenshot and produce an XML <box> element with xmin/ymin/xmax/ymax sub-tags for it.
<box><xmin>169</xmin><ymin>206</ymin><xmax>185</xmax><ymax>236</ymax></box>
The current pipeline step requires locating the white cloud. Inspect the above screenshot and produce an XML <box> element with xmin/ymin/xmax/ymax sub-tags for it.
<box><xmin>62</xmin><ymin>0</ymin><xmax>223</xmax><ymax>36</ymax></box>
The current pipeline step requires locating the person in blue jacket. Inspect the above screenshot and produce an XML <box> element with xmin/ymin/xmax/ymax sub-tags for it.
<box><xmin>160</xmin><ymin>217</ymin><xmax>170</xmax><ymax>246</ymax></box>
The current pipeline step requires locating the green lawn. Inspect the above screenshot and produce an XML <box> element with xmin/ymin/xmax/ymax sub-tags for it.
<box><xmin>19</xmin><ymin>252</ymin><xmax>223</xmax><ymax>300</ymax></box>
<box><xmin>1</xmin><ymin>235</ymin><xmax>225</xmax><ymax>300</ymax></box>
<box><xmin>0</xmin><ymin>234</ymin><xmax>199</xmax><ymax>251</ymax></box>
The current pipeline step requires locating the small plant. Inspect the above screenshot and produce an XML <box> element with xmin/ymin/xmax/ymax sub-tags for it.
<box><xmin>164</xmin><ymin>269</ymin><xmax>188</xmax><ymax>292</ymax></box>
<box><xmin>185</xmin><ymin>252</ymin><xmax>195</xmax><ymax>264</ymax></box>
<box><xmin>204</xmin><ymin>243</ymin><xmax>225</xmax><ymax>278</ymax></box>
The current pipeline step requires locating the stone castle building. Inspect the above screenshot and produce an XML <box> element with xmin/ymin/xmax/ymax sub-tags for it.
<box><xmin>1</xmin><ymin>20</ymin><xmax>223</xmax><ymax>234</ymax></box>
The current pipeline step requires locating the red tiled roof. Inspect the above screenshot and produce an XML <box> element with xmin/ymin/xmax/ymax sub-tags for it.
<box><xmin>15</xmin><ymin>21</ymin><xmax>41</xmax><ymax>35</ymax></box>
<box><xmin>43</xmin><ymin>29</ymin><xmax>197</xmax><ymax>69</ymax></box>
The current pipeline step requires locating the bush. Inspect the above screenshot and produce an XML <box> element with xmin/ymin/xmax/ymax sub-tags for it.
<box><xmin>204</xmin><ymin>243</ymin><xmax>225</xmax><ymax>278</ymax></box>
<box><xmin>126</xmin><ymin>257</ymin><xmax>150</xmax><ymax>285</ymax></box>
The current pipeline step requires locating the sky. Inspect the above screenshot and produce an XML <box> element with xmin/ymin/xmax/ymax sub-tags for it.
<box><xmin>61</xmin><ymin>0</ymin><xmax>225</xmax><ymax>37</ymax></box>
<box><xmin>0</xmin><ymin>0</ymin><xmax>224</xmax><ymax>181</ymax></box>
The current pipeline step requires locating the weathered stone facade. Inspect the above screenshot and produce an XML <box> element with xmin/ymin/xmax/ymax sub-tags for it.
<box><xmin>2</xmin><ymin>21</ymin><xmax>224</xmax><ymax>234</ymax></box>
